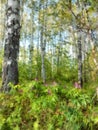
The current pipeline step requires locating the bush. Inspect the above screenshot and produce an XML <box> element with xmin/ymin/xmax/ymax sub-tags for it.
<box><xmin>0</xmin><ymin>81</ymin><xmax>98</xmax><ymax>130</ymax></box>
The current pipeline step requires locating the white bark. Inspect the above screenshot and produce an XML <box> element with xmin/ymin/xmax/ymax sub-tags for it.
<box><xmin>2</xmin><ymin>0</ymin><xmax>20</xmax><ymax>92</ymax></box>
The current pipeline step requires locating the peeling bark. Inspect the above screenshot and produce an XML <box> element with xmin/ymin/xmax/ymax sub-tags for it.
<box><xmin>2</xmin><ymin>0</ymin><xmax>20</xmax><ymax>92</ymax></box>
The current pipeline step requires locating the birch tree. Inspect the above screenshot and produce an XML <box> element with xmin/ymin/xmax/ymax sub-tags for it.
<box><xmin>2</xmin><ymin>0</ymin><xmax>20</xmax><ymax>92</ymax></box>
<box><xmin>40</xmin><ymin>0</ymin><xmax>48</xmax><ymax>83</ymax></box>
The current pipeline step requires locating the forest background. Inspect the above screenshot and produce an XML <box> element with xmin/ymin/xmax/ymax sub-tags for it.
<box><xmin>0</xmin><ymin>0</ymin><xmax>98</xmax><ymax>130</ymax></box>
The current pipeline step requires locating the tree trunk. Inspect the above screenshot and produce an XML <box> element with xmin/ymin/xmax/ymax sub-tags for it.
<box><xmin>2</xmin><ymin>0</ymin><xmax>20</xmax><ymax>92</ymax></box>
<box><xmin>77</xmin><ymin>32</ymin><xmax>83</xmax><ymax>88</ymax></box>
<box><xmin>57</xmin><ymin>33</ymin><xmax>61</xmax><ymax>75</ymax></box>
<box><xmin>40</xmin><ymin>26</ymin><xmax>46</xmax><ymax>83</ymax></box>
<box><xmin>40</xmin><ymin>0</ymin><xmax>48</xmax><ymax>83</ymax></box>
<box><xmin>29</xmin><ymin>12</ymin><xmax>34</xmax><ymax>66</ymax></box>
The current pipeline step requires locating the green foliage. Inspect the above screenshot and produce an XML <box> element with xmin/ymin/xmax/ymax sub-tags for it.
<box><xmin>19</xmin><ymin>62</ymin><xmax>37</xmax><ymax>82</ymax></box>
<box><xmin>0</xmin><ymin>81</ymin><xmax>97</xmax><ymax>130</ymax></box>
<box><xmin>1</xmin><ymin>122</ymin><xmax>12</xmax><ymax>130</ymax></box>
<box><xmin>54</xmin><ymin>58</ymin><xmax>78</xmax><ymax>83</ymax></box>
<box><xmin>18</xmin><ymin>55</ymin><xmax>52</xmax><ymax>82</ymax></box>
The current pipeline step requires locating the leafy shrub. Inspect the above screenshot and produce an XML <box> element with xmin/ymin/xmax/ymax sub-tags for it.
<box><xmin>0</xmin><ymin>81</ymin><xmax>98</xmax><ymax>130</ymax></box>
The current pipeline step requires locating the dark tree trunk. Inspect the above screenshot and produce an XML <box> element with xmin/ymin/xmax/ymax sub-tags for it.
<box><xmin>2</xmin><ymin>0</ymin><xmax>20</xmax><ymax>92</ymax></box>
<box><xmin>77</xmin><ymin>32</ymin><xmax>83</xmax><ymax>88</ymax></box>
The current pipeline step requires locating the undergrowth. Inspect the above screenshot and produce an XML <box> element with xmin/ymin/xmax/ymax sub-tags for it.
<box><xmin>0</xmin><ymin>81</ymin><xmax>98</xmax><ymax>130</ymax></box>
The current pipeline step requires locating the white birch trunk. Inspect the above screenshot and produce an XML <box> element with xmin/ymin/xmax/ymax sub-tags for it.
<box><xmin>2</xmin><ymin>0</ymin><xmax>20</xmax><ymax>92</ymax></box>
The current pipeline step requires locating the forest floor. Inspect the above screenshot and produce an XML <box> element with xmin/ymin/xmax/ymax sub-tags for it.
<box><xmin>0</xmin><ymin>78</ymin><xmax>98</xmax><ymax>130</ymax></box>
